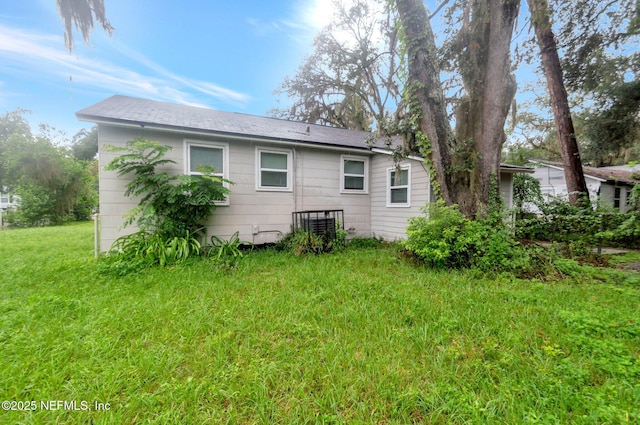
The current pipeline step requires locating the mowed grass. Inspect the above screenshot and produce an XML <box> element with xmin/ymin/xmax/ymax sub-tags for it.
<box><xmin>1</xmin><ymin>223</ymin><xmax>639</xmax><ymax>424</ymax></box>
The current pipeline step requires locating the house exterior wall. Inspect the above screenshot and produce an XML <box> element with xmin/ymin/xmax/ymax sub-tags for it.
<box><xmin>531</xmin><ymin>163</ymin><xmax>636</xmax><ymax>212</ymax></box>
<box><xmin>97</xmin><ymin>124</ymin><xmax>522</xmax><ymax>250</ymax></box>
<box><xmin>599</xmin><ymin>183</ymin><xmax>635</xmax><ymax>212</ymax></box>
<box><xmin>97</xmin><ymin>125</ymin><xmax>373</xmax><ymax>250</ymax></box>
<box><xmin>532</xmin><ymin>164</ymin><xmax>601</xmax><ymax>200</ymax></box>
<box><xmin>370</xmin><ymin>155</ymin><xmax>431</xmax><ymax>240</ymax></box>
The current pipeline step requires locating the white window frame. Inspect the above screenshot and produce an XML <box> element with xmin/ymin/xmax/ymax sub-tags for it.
<box><xmin>255</xmin><ymin>147</ymin><xmax>293</xmax><ymax>192</ymax></box>
<box><xmin>184</xmin><ymin>140</ymin><xmax>230</xmax><ymax>206</ymax></box>
<box><xmin>340</xmin><ymin>155</ymin><xmax>369</xmax><ymax>194</ymax></box>
<box><xmin>386</xmin><ymin>163</ymin><xmax>411</xmax><ymax>208</ymax></box>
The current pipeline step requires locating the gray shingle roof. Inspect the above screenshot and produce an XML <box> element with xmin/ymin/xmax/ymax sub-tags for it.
<box><xmin>76</xmin><ymin>95</ymin><xmax>383</xmax><ymax>151</ymax></box>
<box><xmin>530</xmin><ymin>160</ymin><xmax>640</xmax><ymax>184</ymax></box>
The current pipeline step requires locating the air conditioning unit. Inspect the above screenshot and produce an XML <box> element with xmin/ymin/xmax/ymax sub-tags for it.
<box><xmin>302</xmin><ymin>217</ymin><xmax>336</xmax><ymax>238</ymax></box>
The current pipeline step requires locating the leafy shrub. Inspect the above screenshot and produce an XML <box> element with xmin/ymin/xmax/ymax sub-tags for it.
<box><xmin>404</xmin><ymin>201</ymin><xmax>471</xmax><ymax>269</ymax></box>
<box><xmin>277</xmin><ymin>223</ymin><xmax>347</xmax><ymax>255</ymax></box>
<box><xmin>101</xmin><ymin>139</ymin><xmax>236</xmax><ymax>270</ymax></box>
<box><xmin>595</xmin><ymin>186</ymin><xmax>640</xmax><ymax>247</ymax></box>
<box><xmin>105</xmin><ymin>139</ymin><xmax>231</xmax><ymax>238</ymax></box>
<box><xmin>404</xmin><ymin>201</ymin><xmax>526</xmax><ymax>272</ymax></box>
<box><xmin>206</xmin><ymin>231</ymin><xmax>251</xmax><ymax>268</ymax></box>
<box><xmin>276</xmin><ymin>224</ymin><xmax>347</xmax><ymax>255</ymax></box>
<box><xmin>516</xmin><ymin>193</ymin><xmax>640</xmax><ymax>249</ymax></box>
<box><xmin>108</xmin><ymin>229</ymin><xmax>203</xmax><ymax>267</ymax></box>
<box><xmin>278</xmin><ymin>231</ymin><xmax>326</xmax><ymax>255</ymax></box>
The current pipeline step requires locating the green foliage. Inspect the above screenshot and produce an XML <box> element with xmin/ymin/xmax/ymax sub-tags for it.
<box><xmin>107</xmin><ymin>228</ymin><xmax>202</xmax><ymax>268</ymax></box>
<box><xmin>516</xmin><ymin>194</ymin><xmax>640</xmax><ymax>249</ymax></box>
<box><xmin>70</xmin><ymin>126</ymin><xmax>99</xmax><ymax>161</ymax></box>
<box><xmin>347</xmin><ymin>236</ymin><xmax>386</xmax><ymax>249</ymax></box>
<box><xmin>10</xmin><ymin>182</ymin><xmax>53</xmax><ymax>226</ymax></box>
<box><xmin>3</xmin><ymin>223</ymin><xmax>640</xmax><ymax>423</ymax></box>
<box><xmin>513</xmin><ymin>173</ymin><xmax>543</xmax><ymax>213</ymax></box>
<box><xmin>207</xmin><ymin>231</ymin><xmax>252</xmax><ymax>269</ymax></box>
<box><xmin>278</xmin><ymin>223</ymin><xmax>347</xmax><ymax>256</ymax></box>
<box><xmin>105</xmin><ymin>139</ymin><xmax>231</xmax><ymax>237</ymax></box>
<box><xmin>271</xmin><ymin>0</ymin><xmax>403</xmax><ymax>131</ymax></box>
<box><xmin>404</xmin><ymin>201</ymin><xmax>470</xmax><ymax>269</ymax></box>
<box><xmin>0</xmin><ymin>110</ymin><xmax>98</xmax><ymax>226</ymax></box>
<box><xmin>278</xmin><ymin>231</ymin><xmax>326</xmax><ymax>255</ymax></box>
<box><xmin>404</xmin><ymin>201</ymin><xmax>525</xmax><ymax>273</ymax></box>
<box><xmin>103</xmin><ymin>139</ymin><xmax>239</xmax><ymax>272</ymax></box>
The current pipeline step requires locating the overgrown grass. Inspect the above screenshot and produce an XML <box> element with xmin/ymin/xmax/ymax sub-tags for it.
<box><xmin>1</xmin><ymin>223</ymin><xmax>639</xmax><ymax>424</ymax></box>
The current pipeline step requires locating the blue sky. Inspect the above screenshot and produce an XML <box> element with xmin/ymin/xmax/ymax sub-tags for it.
<box><xmin>0</xmin><ymin>0</ymin><xmax>543</xmax><ymax>141</ymax></box>
<box><xmin>0</xmin><ymin>0</ymin><xmax>340</xmax><ymax>138</ymax></box>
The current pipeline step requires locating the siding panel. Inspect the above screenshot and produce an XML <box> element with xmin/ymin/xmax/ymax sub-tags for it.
<box><xmin>97</xmin><ymin>125</ymin><xmax>373</xmax><ymax>248</ymax></box>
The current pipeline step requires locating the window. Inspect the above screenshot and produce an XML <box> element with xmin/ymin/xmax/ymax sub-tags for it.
<box><xmin>387</xmin><ymin>164</ymin><xmax>411</xmax><ymax>207</ymax></box>
<box><xmin>256</xmin><ymin>148</ymin><xmax>292</xmax><ymax>191</ymax></box>
<box><xmin>341</xmin><ymin>155</ymin><xmax>368</xmax><ymax>193</ymax></box>
<box><xmin>614</xmin><ymin>187</ymin><xmax>621</xmax><ymax>209</ymax></box>
<box><xmin>185</xmin><ymin>140</ymin><xmax>229</xmax><ymax>204</ymax></box>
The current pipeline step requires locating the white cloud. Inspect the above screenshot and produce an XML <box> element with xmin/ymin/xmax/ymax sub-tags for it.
<box><xmin>0</xmin><ymin>24</ymin><xmax>251</xmax><ymax>108</ymax></box>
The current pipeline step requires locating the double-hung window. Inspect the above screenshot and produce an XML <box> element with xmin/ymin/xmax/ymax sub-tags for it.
<box><xmin>614</xmin><ymin>187</ymin><xmax>622</xmax><ymax>209</ymax></box>
<box><xmin>185</xmin><ymin>140</ymin><xmax>229</xmax><ymax>205</ymax></box>
<box><xmin>387</xmin><ymin>164</ymin><xmax>411</xmax><ymax>207</ymax></box>
<box><xmin>341</xmin><ymin>155</ymin><xmax>368</xmax><ymax>193</ymax></box>
<box><xmin>256</xmin><ymin>148</ymin><xmax>292</xmax><ymax>191</ymax></box>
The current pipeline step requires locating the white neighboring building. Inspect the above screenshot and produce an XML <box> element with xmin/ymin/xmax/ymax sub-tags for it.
<box><xmin>0</xmin><ymin>189</ymin><xmax>18</xmax><ymax>211</ymax></box>
<box><xmin>529</xmin><ymin>160</ymin><xmax>640</xmax><ymax>212</ymax></box>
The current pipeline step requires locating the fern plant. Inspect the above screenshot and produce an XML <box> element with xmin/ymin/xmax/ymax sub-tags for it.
<box><xmin>102</xmin><ymin>139</ymin><xmax>232</xmax><ymax>268</ymax></box>
<box><xmin>105</xmin><ymin>139</ymin><xmax>231</xmax><ymax>237</ymax></box>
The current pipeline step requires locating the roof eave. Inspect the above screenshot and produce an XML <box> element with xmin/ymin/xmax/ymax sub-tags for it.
<box><xmin>78</xmin><ymin>114</ymin><xmax>373</xmax><ymax>154</ymax></box>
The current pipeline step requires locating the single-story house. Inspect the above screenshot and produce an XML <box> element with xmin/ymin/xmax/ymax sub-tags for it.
<box><xmin>529</xmin><ymin>160</ymin><xmax>640</xmax><ymax>212</ymax></box>
<box><xmin>77</xmin><ymin>95</ymin><xmax>531</xmax><ymax>251</ymax></box>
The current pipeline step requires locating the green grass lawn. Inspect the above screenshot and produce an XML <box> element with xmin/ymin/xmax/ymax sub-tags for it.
<box><xmin>1</xmin><ymin>223</ymin><xmax>639</xmax><ymax>424</ymax></box>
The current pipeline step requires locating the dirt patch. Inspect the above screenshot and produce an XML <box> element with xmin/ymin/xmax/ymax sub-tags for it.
<box><xmin>619</xmin><ymin>262</ymin><xmax>640</xmax><ymax>273</ymax></box>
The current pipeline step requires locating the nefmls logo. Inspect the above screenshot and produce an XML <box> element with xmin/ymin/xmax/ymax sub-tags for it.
<box><xmin>41</xmin><ymin>400</ymin><xmax>90</xmax><ymax>411</ymax></box>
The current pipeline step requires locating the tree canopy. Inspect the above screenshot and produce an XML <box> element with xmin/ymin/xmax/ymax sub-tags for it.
<box><xmin>0</xmin><ymin>110</ymin><xmax>97</xmax><ymax>225</ymax></box>
<box><xmin>271</xmin><ymin>0</ymin><xmax>404</xmax><ymax>133</ymax></box>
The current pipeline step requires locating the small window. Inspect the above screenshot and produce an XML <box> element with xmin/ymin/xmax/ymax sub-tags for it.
<box><xmin>257</xmin><ymin>148</ymin><xmax>292</xmax><ymax>191</ymax></box>
<box><xmin>185</xmin><ymin>140</ymin><xmax>229</xmax><ymax>205</ymax></box>
<box><xmin>189</xmin><ymin>145</ymin><xmax>223</xmax><ymax>175</ymax></box>
<box><xmin>614</xmin><ymin>187</ymin><xmax>621</xmax><ymax>209</ymax></box>
<box><xmin>387</xmin><ymin>164</ymin><xmax>411</xmax><ymax>207</ymax></box>
<box><xmin>341</xmin><ymin>155</ymin><xmax>368</xmax><ymax>193</ymax></box>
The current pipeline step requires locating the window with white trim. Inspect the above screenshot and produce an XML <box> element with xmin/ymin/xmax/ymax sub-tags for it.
<box><xmin>387</xmin><ymin>164</ymin><xmax>411</xmax><ymax>207</ymax></box>
<box><xmin>185</xmin><ymin>140</ymin><xmax>229</xmax><ymax>205</ymax></box>
<box><xmin>256</xmin><ymin>148</ymin><xmax>292</xmax><ymax>191</ymax></box>
<box><xmin>341</xmin><ymin>155</ymin><xmax>369</xmax><ymax>193</ymax></box>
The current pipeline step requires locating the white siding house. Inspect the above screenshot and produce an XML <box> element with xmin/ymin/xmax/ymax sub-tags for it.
<box><xmin>529</xmin><ymin>160</ymin><xmax>640</xmax><ymax>212</ymax></box>
<box><xmin>77</xmin><ymin>96</ymin><xmax>530</xmax><ymax>250</ymax></box>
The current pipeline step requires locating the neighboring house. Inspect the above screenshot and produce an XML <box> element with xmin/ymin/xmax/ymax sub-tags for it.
<box><xmin>77</xmin><ymin>95</ymin><xmax>532</xmax><ymax>251</ymax></box>
<box><xmin>0</xmin><ymin>189</ymin><xmax>18</xmax><ymax>211</ymax></box>
<box><xmin>529</xmin><ymin>160</ymin><xmax>640</xmax><ymax>212</ymax></box>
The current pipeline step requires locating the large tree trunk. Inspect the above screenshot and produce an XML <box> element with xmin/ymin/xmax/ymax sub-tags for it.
<box><xmin>395</xmin><ymin>0</ymin><xmax>456</xmax><ymax>206</ymax></box>
<box><xmin>526</xmin><ymin>0</ymin><xmax>590</xmax><ymax>206</ymax></box>
<box><xmin>396</xmin><ymin>0</ymin><xmax>519</xmax><ymax>218</ymax></box>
